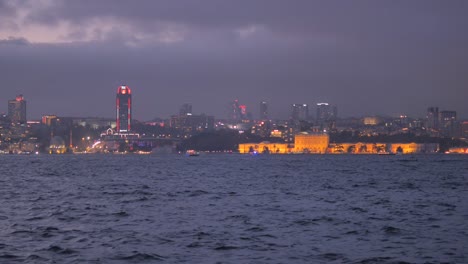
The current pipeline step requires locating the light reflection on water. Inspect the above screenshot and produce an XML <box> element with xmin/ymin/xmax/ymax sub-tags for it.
<box><xmin>0</xmin><ymin>154</ymin><xmax>467</xmax><ymax>263</ymax></box>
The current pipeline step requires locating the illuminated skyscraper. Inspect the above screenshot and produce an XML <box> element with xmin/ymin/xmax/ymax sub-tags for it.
<box><xmin>291</xmin><ymin>104</ymin><xmax>309</xmax><ymax>121</ymax></box>
<box><xmin>260</xmin><ymin>101</ymin><xmax>268</xmax><ymax>120</ymax></box>
<box><xmin>239</xmin><ymin>105</ymin><xmax>247</xmax><ymax>119</ymax></box>
<box><xmin>116</xmin><ymin>85</ymin><xmax>132</xmax><ymax>133</ymax></box>
<box><xmin>8</xmin><ymin>94</ymin><xmax>27</xmax><ymax>124</ymax></box>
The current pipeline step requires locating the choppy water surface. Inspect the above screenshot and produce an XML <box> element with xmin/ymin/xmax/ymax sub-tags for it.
<box><xmin>0</xmin><ymin>154</ymin><xmax>467</xmax><ymax>263</ymax></box>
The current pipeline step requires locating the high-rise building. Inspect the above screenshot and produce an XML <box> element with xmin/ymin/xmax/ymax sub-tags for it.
<box><xmin>439</xmin><ymin>110</ymin><xmax>457</xmax><ymax>137</ymax></box>
<box><xmin>229</xmin><ymin>100</ymin><xmax>250</xmax><ymax>121</ymax></box>
<box><xmin>179</xmin><ymin>103</ymin><xmax>192</xmax><ymax>116</ymax></box>
<box><xmin>439</xmin><ymin>111</ymin><xmax>456</xmax><ymax>122</ymax></box>
<box><xmin>426</xmin><ymin>107</ymin><xmax>439</xmax><ymax>130</ymax></box>
<box><xmin>316</xmin><ymin>103</ymin><xmax>337</xmax><ymax>131</ymax></box>
<box><xmin>291</xmin><ymin>104</ymin><xmax>309</xmax><ymax>121</ymax></box>
<box><xmin>116</xmin><ymin>85</ymin><xmax>132</xmax><ymax>133</ymax></box>
<box><xmin>260</xmin><ymin>101</ymin><xmax>268</xmax><ymax>120</ymax></box>
<box><xmin>239</xmin><ymin>105</ymin><xmax>247</xmax><ymax>119</ymax></box>
<box><xmin>316</xmin><ymin>103</ymin><xmax>337</xmax><ymax>122</ymax></box>
<box><xmin>230</xmin><ymin>100</ymin><xmax>241</xmax><ymax>121</ymax></box>
<box><xmin>8</xmin><ymin>95</ymin><xmax>27</xmax><ymax>124</ymax></box>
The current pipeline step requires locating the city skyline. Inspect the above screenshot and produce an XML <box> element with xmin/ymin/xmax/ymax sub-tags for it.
<box><xmin>1</xmin><ymin>1</ymin><xmax>467</xmax><ymax>120</ymax></box>
<box><xmin>0</xmin><ymin>91</ymin><xmax>465</xmax><ymax>122</ymax></box>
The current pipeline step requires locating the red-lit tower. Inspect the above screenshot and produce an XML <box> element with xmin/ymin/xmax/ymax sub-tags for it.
<box><xmin>116</xmin><ymin>85</ymin><xmax>132</xmax><ymax>133</ymax></box>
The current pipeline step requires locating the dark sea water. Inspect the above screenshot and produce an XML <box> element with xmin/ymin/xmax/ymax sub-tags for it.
<box><xmin>0</xmin><ymin>154</ymin><xmax>467</xmax><ymax>263</ymax></box>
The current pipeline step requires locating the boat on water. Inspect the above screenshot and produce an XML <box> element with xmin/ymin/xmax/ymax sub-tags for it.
<box><xmin>186</xmin><ymin>150</ymin><xmax>200</xmax><ymax>156</ymax></box>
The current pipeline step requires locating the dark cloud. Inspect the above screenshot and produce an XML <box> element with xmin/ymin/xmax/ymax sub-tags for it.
<box><xmin>0</xmin><ymin>36</ymin><xmax>30</xmax><ymax>46</ymax></box>
<box><xmin>0</xmin><ymin>0</ymin><xmax>16</xmax><ymax>16</ymax></box>
<box><xmin>1</xmin><ymin>0</ymin><xmax>467</xmax><ymax>120</ymax></box>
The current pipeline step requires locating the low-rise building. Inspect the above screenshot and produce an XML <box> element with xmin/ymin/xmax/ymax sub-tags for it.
<box><xmin>238</xmin><ymin>142</ymin><xmax>291</xmax><ymax>154</ymax></box>
<box><xmin>328</xmin><ymin>143</ymin><xmax>387</xmax><ymax>154</ymax></box>
<box><xmin>388</xmin><ymin>143</ymin><xmax>439</xmax><ymax>154</ymax></box>
<box><xmin>448</xmin><ymin>147</ymin><xmax>468</xmax><ymax>154</ymax></box>
<box><xmin>293</xmin><ymin>133</ymin><xmax>329</xmax><ymax>153</ymax></box>
<box><xmin>239</xmin><ymin>132</ymin><xmax>329</xmax><ymax>154</ymax></box>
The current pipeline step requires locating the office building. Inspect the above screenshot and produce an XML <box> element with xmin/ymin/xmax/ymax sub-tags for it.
<box><xmin>229</xmin><ymin>99</ymin><xmax>250</xmax><ymax>121</ymax></box>
<box><xmin>316</xmin><ymin>103</ymin><xmax>337</xmax><ymax>130</ymax></box>
<box><xmin>260</xmin><ymin>101</ymin><xmax>268</xmax><ymax>120</ymax></box>
<box><xmin>170</xmin><ymin>114</ymin><xmax>215</xmax><ymax>134</ymax></box>
<box><xmin>8</xmin><ymin>95</ymin><xmax>27</xmax><ymax>124</ymax></box>
<box><xmin>439</xmin><ymin>111</ymin><xmax>456</xmax><ymax>123</ymax></box>
<box><xmin>116</xmin><ymin>85</ymin><xmax>132</xmax><ymax>133</ymax></box>
<box><xmin>239</xmin><ymin>104</ymin><xmax>247</xmax><ymax>120</ymax></box>
<box><xmin>291</xmin><ymin>104</ymin><xmax>309</xmax><ymax>121</ymax></box>
<box><xmin>179</xmin><ymin>103</ymin><xmax>192</xmax><ymax>116</ymax></box>
<box><xmin>316</xmin><ymin>103</ymin><xmax>337</xmax><ymax>122</ymax></box>
<box><xmin>426</xmin><ymin>107</ymin><xmax>439</xmax><ymax>130</ymax></box>
<box><xmin>439</xmin><ymin>110</ymin><xmax>457</xmax><ymax>137</ymax></box>
<box><xmin>229</xmin><ymin>100</ymin><xmax>241</xmax><ymax>121</ymax></box>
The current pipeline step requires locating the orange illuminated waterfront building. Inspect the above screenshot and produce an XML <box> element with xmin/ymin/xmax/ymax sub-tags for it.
<box><xmin>239</xmin><ymin>133</ymin><xmax>329</xmax><ymax>154</ymax></box>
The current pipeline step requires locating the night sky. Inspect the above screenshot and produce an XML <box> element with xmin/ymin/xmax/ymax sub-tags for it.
<box><xmin>1</xmin><ymin>0</ymin><xmax>467</xmax><ymax>120</ymax></box>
